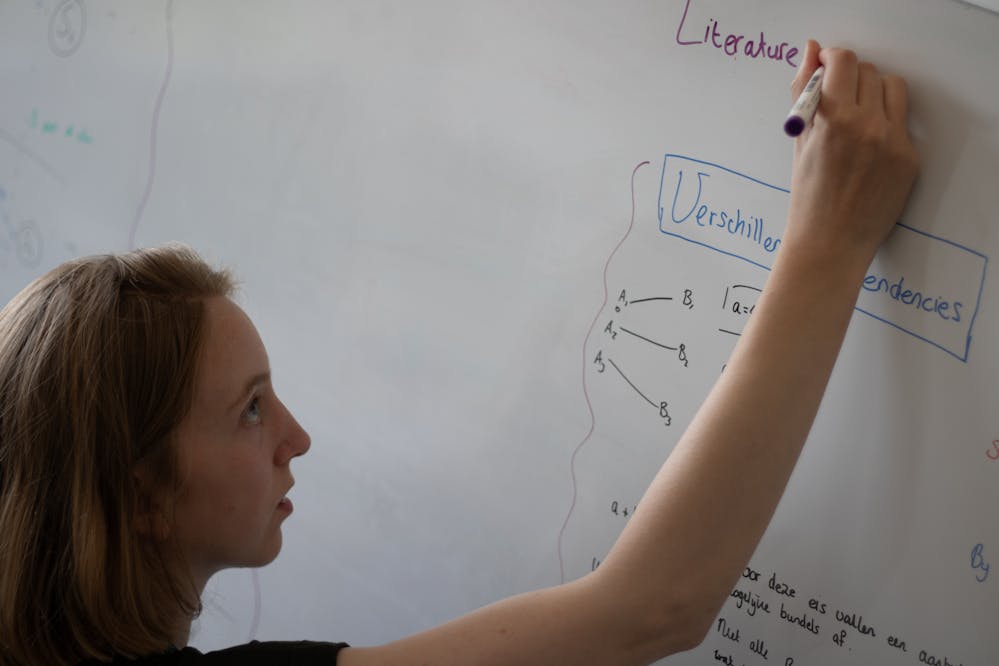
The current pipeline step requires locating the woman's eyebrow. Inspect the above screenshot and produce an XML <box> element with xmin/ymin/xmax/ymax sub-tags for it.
<box><xmin>227</xmin><ymin>371</ymin><xmax>271</xmax><ymax>412</ymax></box>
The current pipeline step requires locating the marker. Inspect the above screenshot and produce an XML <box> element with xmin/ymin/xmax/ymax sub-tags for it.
<box><xmin>783</xmin><ymin>66</ymin><xmax>824</xmax><ymax>137</ymax></box>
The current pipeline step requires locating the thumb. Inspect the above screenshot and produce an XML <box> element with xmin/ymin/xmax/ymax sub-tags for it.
<box><xmin>790</xmin><ymin>39</ymin><xmax>822</xmax><ymax>100</ymax></box>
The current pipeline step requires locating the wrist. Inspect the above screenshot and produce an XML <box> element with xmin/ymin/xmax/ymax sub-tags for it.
<box><xmin>753</xmin><ymin>237</ymin><xmax>872</xmax><ymax>342</ymax></box>
<box><xmin>774</xmin><ymin>225</ymin><xmax>876</xmax><ymax>296</ymax></box>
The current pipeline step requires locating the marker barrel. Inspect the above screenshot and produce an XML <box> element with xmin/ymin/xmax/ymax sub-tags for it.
<box><xmin>784</xmin><ymin>66</ymin><xmax>824</xmax><ymax>137</ymax></box>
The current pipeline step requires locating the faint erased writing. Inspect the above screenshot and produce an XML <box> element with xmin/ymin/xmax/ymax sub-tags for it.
<box><xmin>48</xmin><ymin>0</ymin><xmax>87</xmax><ymax>57</ymax></box>
<box><xmin>0</xmin><ymin>186</ymin><xmax>43</xmax><ymax>269</ymax></box>
<box><xmin>29</xmin><ymin>108</ymin><xmax>92</xmax><ymax>144</ymax></box>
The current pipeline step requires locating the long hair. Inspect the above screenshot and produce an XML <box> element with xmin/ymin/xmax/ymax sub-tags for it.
<box><xmin>0</xmin><ymin>244</ymin><xmax>235</xmax><ymax>665</ymax></box>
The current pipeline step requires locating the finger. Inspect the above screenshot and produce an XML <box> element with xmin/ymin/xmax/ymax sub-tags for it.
<box><xmin>790</xmin><ymin>39</ymin><xmax>822</xmax><ymax>100</ymax></box>
<box><xmin>818</xmin><ymin>48</ymin><xmax>859</xmax><ymax>105</ymax></box>
<box><xmin>883</xmin><ymin>74</ymin><xmax>909</xmax><ymax>126</ymax></box>
<box><xmin>857</xmin><ymin>61</ymin><xmax>884</xmax><ymax>111</ymax></box>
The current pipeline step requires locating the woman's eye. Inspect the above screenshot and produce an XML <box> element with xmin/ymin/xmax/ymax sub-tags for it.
<box><xmin>243</xmin><ymin>396</ymin><xmax>262</xmax><ymax>424</ymax></box>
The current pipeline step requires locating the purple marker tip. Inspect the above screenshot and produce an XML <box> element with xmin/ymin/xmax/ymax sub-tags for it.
<box><xmin>784</xmin><ymin>116</ymin><xmax>806</xmax><ymax>137</ymax></box>
<box><xmin>783</xmin><ymin>65</ymin><xmax>824</xmax><ymax>139</ymax></box>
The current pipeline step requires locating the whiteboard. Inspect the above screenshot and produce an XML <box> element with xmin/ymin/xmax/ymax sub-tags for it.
<box><xmin>1</xmin><ymin>1</ymin><xmax>997</xmax><ymax>663</ymax></box>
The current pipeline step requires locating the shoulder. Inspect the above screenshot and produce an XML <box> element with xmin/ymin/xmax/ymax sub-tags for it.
<box><xmin>92</xmin><ymin>641</ymin><xmax>350</xmax><ymax>665</ymax></box>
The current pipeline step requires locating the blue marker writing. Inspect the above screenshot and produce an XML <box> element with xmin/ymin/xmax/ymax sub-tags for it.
<box><xmin>784</xmin><ymin>66</ymin><xmax>824</xmax><ymax>137</ymax></box>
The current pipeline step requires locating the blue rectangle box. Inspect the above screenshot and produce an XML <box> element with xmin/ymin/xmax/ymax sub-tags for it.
<box><xmin>657</xmin><ymin>154</ymin><xmax>988</xmax><ymax>362</ymax></box>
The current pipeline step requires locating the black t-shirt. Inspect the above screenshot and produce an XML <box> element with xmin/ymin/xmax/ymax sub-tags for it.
<box><xmin>89</xmin><ymin>641</ymin><xmax>349</xmax><ymax>665</ymax></box>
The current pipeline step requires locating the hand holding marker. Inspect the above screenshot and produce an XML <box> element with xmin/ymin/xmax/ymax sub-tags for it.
<box><xmin>784</xmin><ymin>66</ymin><xmax>824</xmax><ymax>136</ymax></box>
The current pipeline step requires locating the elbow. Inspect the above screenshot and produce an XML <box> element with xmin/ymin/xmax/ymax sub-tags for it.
<box><xmin>625</xmin><ymin>581</ymin><xmax>727</xmax><ymax>661</ymax></box>
<box><xmin>674</xmin><ymin>602</ymin><xmax>717</xmax><ymax>652</ymax></box>
<box><xmin>671</xmin><ymin>582</ymin><xmax>734</xmax><ymax>652</ymax></box>
<box><xmin>650</xmin><ymin>597</ymin><xmax>717</xmax><ymax>655</ymax></box>
<box><xmin>611</xmin><ymin>589</ymin><xmax>719</xmax><ymax>663</ymax></box>
<box><xmin>586</xmin><ymin>567</ymin><xmax>728</xmax><ymax>663</ymax></box>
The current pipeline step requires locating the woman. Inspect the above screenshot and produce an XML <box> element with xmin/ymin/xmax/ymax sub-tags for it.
<box><xmin>0</xmin><ymin>41</ymin><xmax>918</xmax><ymax>665</ymax></box>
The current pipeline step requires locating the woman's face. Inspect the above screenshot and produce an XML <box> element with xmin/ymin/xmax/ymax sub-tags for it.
<box><xmin>169</xmin><ymin>296</ymin><xmax>311</xmax><ymax>587</ymax></box>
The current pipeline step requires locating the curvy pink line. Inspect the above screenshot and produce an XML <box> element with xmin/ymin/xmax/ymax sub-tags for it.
<box><xmin>128</xmin><ymin>0</ymin><xmax>174</xmax><ymax>250</ymax></box>
<box><xmin>557</xmin><ymin>160</ymin><xmax>651</xmax><ymax>583</ymax></box>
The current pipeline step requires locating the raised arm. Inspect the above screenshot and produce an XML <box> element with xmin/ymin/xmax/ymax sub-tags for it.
<box><xmin>590</xmin><ymin>41</ymin><xmax>920</xmax><ymax>660</ymax></box>
<box><xmin>340</xmin><ymin>40</ymin><xmax>919</xmax><ymax>666</ymax></box>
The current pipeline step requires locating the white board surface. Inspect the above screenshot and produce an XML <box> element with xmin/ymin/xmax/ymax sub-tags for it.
<box><xmin>1</xmin><ymin>1</ymin><xmax>997</xmax><ymax>663</ymax></box>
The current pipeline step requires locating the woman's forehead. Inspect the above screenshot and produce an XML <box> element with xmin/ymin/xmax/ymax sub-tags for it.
<box><xmin>196</xmin><ymin>297</ymin><xmax>270</xmax><ymax>405</ymax></box>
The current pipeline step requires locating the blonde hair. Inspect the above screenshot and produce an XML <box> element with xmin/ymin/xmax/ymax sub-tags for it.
<box><xmin>0</xmin><ymin>244</ymin><xmax>235</xmax><ymax>665</ymax></box>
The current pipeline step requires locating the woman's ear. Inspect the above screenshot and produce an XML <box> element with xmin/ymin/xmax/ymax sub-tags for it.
<box><xmin>133</xmin><ymin>467</ymin><xmax>171</xmax><ymax>541</ymax></box>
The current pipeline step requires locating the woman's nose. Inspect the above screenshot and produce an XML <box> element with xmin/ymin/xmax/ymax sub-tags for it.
<box><xmin>275</xmin><ymin>399</ymin><xmax>311</xmax><ymax>464</ymax></box>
